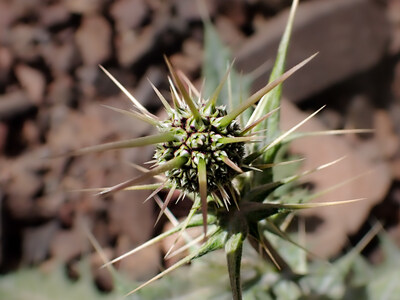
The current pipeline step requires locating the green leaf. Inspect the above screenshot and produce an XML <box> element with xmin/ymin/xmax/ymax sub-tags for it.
<box><xmin>225</xmin><ymin>217</ymin><xmax>248</xmax><ymax>300</ymax></box>
<box><xmin>248</xmin><ymin>0</ymin><xmax>299</xmax><ymax>145</ymax></box>
<box><xmin>202</xmin><ymin>21</ymin><xmax>251</xmax><ymax>120</ymax></box>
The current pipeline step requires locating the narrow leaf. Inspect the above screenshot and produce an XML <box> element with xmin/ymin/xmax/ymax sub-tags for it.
<box><xmin>55</xmin><ymin>132</ymin><xmax>176</xmax><ymax>158</ymax></box>
<box><xmin>247</xmin><ymin>0</ymin><xmax>299</xmax><ymax>137</ymax></box>
<box><xmin>102</xmin><ymin>105</ymin><xmax>159</xmax><ymax>126</ymax></box>
<box><xmin>99</xmin><ymin>156</ymin><xmax>187</xmax><ymax>196</ymax></box>
<box><xmin>164</xmin><ymin>56</ymin><xmax>201</xmax><ymax>120</ymax></box>
<box><xmin>99</xmin><ymin>65</ymin><xmax>155</xmax><ymax>118</ymax></box>
<box><xmin>198</xmin><ymin>158</ymin><xmax>208</xmax><ymax>237</ymax></box>
<box><xmin>220</xmin><ymin>53</ymin><xmax>318</xmax><ymax>128</ymax></box>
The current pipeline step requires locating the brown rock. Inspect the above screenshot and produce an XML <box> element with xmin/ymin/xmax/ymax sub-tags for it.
<box><xmin>75</xmin><ymin>15</ymin><xmax>112</xmax><ymax>66</ymax></box>
<box><xmin>215</xmin><ymin>16</ymin><xmax>246</xmax><ymax>50</ymax></box>
<box><xmin>281</xmin><ymin>99</ymin><xmax>391</xmax><ymax>258</ymax></box>
<box><xmin>134</xmin><ymin>66</ymin><xmax>165</xmax><ymax>109</ymax></box>
<box><xmin>39</xmin><ymin>3</ymin><xmax>70</xmax><ymax>27</ymax></box>
<box><xmin>3</xmin><ymin>163</ymin><xmax>43</xmax><ymax>220</ymax></box>
<box><xmin>62</xmin><ymin>0</ymin><xmax>103</xmax><ymax>15</ymax></box>
<box><xmin>9</xmin><ymin>24</ymin><xmax>49</xmax><ymax>62</ymax></box>
<box><xmin>115</xmin><ymin>27</ymin><xmax>155</xmax><ymax>67</ymax></box>
<box><xmin>174</xmin><ymin>0</ymin><xmax>216</xmax><ymax>21</ymax></box>
<box><xmin>0</xmin><ymin>46</ymin><xmax>13</xmax><ymax>82</ymax></box>
<box><xmin>42</xmin><ymin>38</ymin><xmax>77</xmax><ymax>75</ymax></box>
<box><xmin>15</xmin><ymin>64</ymin><xmax>46</xmax><ymax>105</ymax></box>
<box><xmin>0</xmin><ymin>91</ymin><xmax>35</xmax><ymax>121</ymax></box>
<box><xmin>22</xmin><ymin>221</ymin><xmax>58</xmax><ymax>264</ymax></box>
<box><xmin>236</xmin><ymin>0</ymin><xmax>389</xmax><ymax>102</ymax></box>
<box><xmin>22</xmin><ymin>120</ymin><xmax>40</xmax><ymax>146</ymax></box>
<box><xmin>46</xmin><ymin>75</ymin><xmax>75</xmax><ymax>105</ymax></box>
<box><xmin>0</xmin><ymin>122</ymin><xmax>8</xmax><ymax>152</ymax></box>
<box><xmin>110</xmin><ymin>0</ymin><xmax>149</xmax><ymax>31</ymax></box>
<box><xmin>115</xmin><ymin>234</ymin><xmax>160</xmax><ymax>281</ymax></box>
<box><xmin>373</xmin><ymin>110</ymin><xmax>399</xmax><ymax>159</ymax></box>
<box><xmin>50</xmin><ymin>229</ymin><xmax>86</xmax><ymax>261</ymax></box>
<box><xmin>218</xmin><ymin>0</ymin><xmax>248</xmax><ymax>27</ymax></box>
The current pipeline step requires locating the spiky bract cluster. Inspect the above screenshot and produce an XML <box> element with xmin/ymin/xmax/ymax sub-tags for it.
<box><xmin>155</xmin><ymin>104</ymin><xmax>244</xmax><ymax>193</ymax></box>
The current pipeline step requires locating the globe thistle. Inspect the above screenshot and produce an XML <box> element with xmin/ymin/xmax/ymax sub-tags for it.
<box><xmin>64</xmin><ymin>1</ymin><xmax>369</xmax><ymax>299</ymax></box>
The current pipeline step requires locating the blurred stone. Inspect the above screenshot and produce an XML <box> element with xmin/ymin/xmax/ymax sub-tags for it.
<box><xmin>42</xmin><ymin>38</ymin><xmax>77</xmax><ymax>75</ymax></box>
<box><xmin>392</xmin><ymin>61</ymin><xmax>400</xmax><ymax>100</ymax></box>
<box><xmin>0</xmin><ymin>123</ymin><xmax>7</xmax><ymax>152</ymax></box>
<box><xmin>236</xmin><ymin>0</ymin><xmax>389</xmax><ymax>102</ymax></box>
<box><xmin>115</xmin><ymin>234</ymin><xmax>160</xmax><ymax>281</ymax></box>
<box><xmin>217</xmin><ymin>0</ymin><xmax>248</xmax><ymax>28</ymax></box>
<box><xmin>115</xmin><ymin>27</ymin><xmax>154</xmax><ymax>67</ymax></box>
<box><xmin>3</xmin><ymin>163</ymin><xmax>43</xmax><ymax>220</ymax></box>
<box><xmin>23</xmin><ymin>221</ymin><xmax>58</xmax><ymax>264</ymax></box>
<box><xmin>134</xmin><ymin>66</ymin><xmax>165</xmax><ymax>110</ymax></box>
<box><xmin>62</xmin><ymin>0</ymin><xmax>103</xmax><ymax>15</ymax></box>
<box><xmin>215</xmin><ymin>16</ymin><xmax>246</xmax><ymax>50</ymax></box>
<box><xmin>75</xmin><ymin>15</ymin><xmax>112</xmax><ymax>66</ymax></box>
<box><xmin>39</xmin><ymin>3</ymin><xmax>70</xmax><ymax>27</ymax></box>
<box><xmin>50</xmin><ymin>229</ymin><xmax>86</xmax><ymax>261</ymax></box>
<box><xmin>91</xmin><ymin>249</ymin><xmax>114</xmax><ymax>292</ymax></box>
<box><xmin>22</xmin><ymin>120</ymin><xmax>40</xmax><ymax>146</ymax></box>
<box><xmin>110</xmin><ymin>0</ymin><xmax>149</xmax><ymax>31</ymax></box>
<box><xmin>46</xmin><ymin>75</ymin><xmax>75</xmax><ymax>105</ymax></box>
<box><xmin>75</xmin><ymin>65</ymin><xmax>99</xmax><ymax>98</ymax></box>
<box><xmin>174</xmin><ymin>0</ymin><xmax>216</xmax><ymax>21</ymax></box>
<box><xmin>0</xmin><ymin>2</ymin><xmax>19</xmax><ymax>41</ymax></box>
<box><xmin>0</xmin><ymin>46</ymin><xmax>13</xmax><ymax>83</ymax></box>
<box><xmin>0</xmin><ymin>91</ymin><xmax>35</xmax><ymax>121</ymax></box>
<box><xmin>373</xmin><ymin>110</ymin><xmax>400</xmax><ymax>159</ymax></box>
<box><xmin>345</xmin><ymin>95</ymin><xmax>374</xmax><ymax>130</ymax></box>
<box><xmin>9</xmin><ymin>24</ymin><xmax>49</xmax><ymax>62</ymax></box>
<box><xmin>15</xmin><ymin>64</ymin><xmax>46</xmax><ymax>105</ymax></box>
<box><xmin>281</xmin><ymin>99</ymin><xmax>392</xmax><ymax>258</ymax></box>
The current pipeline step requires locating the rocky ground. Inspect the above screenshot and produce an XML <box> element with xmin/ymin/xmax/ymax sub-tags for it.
<box><xmin>1</xmin><ymin>0</ymin><xmax>400</xmax><ymax>292</ymax></box>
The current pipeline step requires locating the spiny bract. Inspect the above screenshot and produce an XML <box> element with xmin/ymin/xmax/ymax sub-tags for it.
<box><xmin>154</xmin><ymin>103</ymin><xmax>244</xmax><ymax>194</ymax></box>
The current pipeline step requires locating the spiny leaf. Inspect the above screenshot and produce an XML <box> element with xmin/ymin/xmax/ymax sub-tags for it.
<box><xmin>205</xmin><ymin>60</ymin><xmax>235</xmax><ymax>109</ymax></box>
<box><xmin>247</xmin><ymin>0</ymin><xmax>299</xmax><ymax>139</ymax></box>
<box><xmin>99</xmin><ymin>156</ymin><xmax>187</xmax><ymax>196</ymax></box>
<box><xmin>240</xmin><ymin>107</ymin><xmax>280</xmax><ymax>135</ymax></box>
<box><xmin>284</xmin><ymin>128</ymin><xmax>375</xmax><ymax>143</ymax></box>
<box><xmin>220</xmin><ymin>53</ymin><xmax>318</xmax><ymax>128</ymax></box>
<box><xmin>56</xmin><ymin>132</ymin><xmax>176</xmax><ymax>158</ymax></box>
<box><xmin>101</xmin><ymin>213</ymin><xmax>218</xmax><ymax>269</ymax></box>
<box><xmin>102</xmin><ymin>105</ymin><xmax>159</xmax><ymax>126</ymax></box>
<box><xmin>222</xmin><ymin>156</ymin><xmax>243</xmax><ymax>173</ymax></box>
<box><xmin>225</xmin><ymin>217</ymin><xmax>247</xmax><ymax>300</ymax></box>
<box><xmin>165</xmin><ymin>198</ymin><xmax>202</xmax><ymax>258</ymax></box>
<box><xmin>99</xmin><ymin>65</ymin><xmax>155</xmax><ymax>119</ymax></box>
<box><xmin>154</xmin><ymin>185</ymin><xmax>176</xmax><ymax>226</ymax></box>
<box><xmin>148</xmin><ymin>80</ymin><xmax>173</xmax><ymax>114</ymax></box>
<box><xmin>164</xmin><ymin>56</ymin><xmax>201</xmax><ymax>121</ymax></box>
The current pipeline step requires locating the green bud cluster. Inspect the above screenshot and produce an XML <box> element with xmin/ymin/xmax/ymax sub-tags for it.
<box><xmin>154</xmin><ymin>104</ymin><xmax>244</xmax><ymax>193</ymax></box>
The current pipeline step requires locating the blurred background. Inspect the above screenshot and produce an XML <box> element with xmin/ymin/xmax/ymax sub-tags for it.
<box><xmin>0</xmin><ymin>0</ymin><xmax>399</xmax><ymax>294</ymax></box>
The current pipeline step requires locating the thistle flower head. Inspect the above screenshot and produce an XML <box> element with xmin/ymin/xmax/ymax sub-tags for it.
<box><xmin>154</xmin><ymin>103</ymin><xmax>244</xmax><ymax>194</ymax></box>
